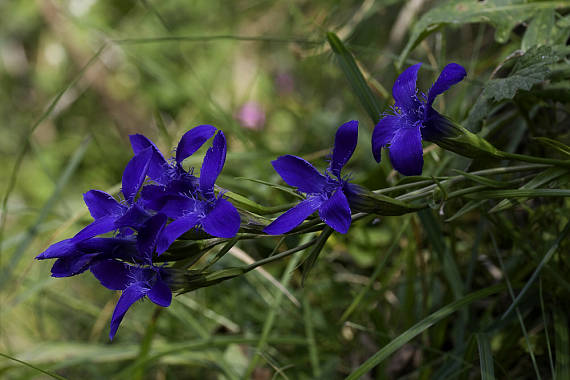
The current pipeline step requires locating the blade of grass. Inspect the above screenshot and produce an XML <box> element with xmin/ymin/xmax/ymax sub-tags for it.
<box><xmin>501</xmin><ymin>221</ymin><xmax>570</xmax><ymax>320</ymax></box>
<box><xmin>490</xmin><ymin>233</ymin><xmax>542</xmax><ymax>380</ymax></box>
<box><xmin>244</xmin><ymin>234</ymin><xmax>311</xmax><ymax>377</ymax></box>
<box><xmin>1</xmin><ymin>136</ymin><xmax>92</xmax><ymax>288</ymax></box>
<box><xmin>327</xmin><ymin>32</ymin><xmax>383</xmax><ymax>124</ymax></box>
<box><xmin>476</xmin><ymin>333</ymin><xmax>495</xmax><ymax>380</ymax></box>
<box><xmin>540</xmin><ymin>277</ymin><xmax>556</xmax><ymax>379</ymax></box>
<box><xmin>303</xmin><ymin>292</ymin><xmax>321</xmax><ymax>378</ymax></box>
<box><xmin>344</xmin><ymin>284</ymin><xmax>506</xmax><ymax>380</ymax></box>
<box><xmin>554</xmin><ymin>308</ymin><xmax>569</xmax><ymax>379</ymax></box>
<box><xmin>0</xmin><ymin>352</ymin><xmax>67</xmax><ymax>380</ymax></box>
<box><xmin>302</xmin><ymin>226</ymin><xmax>334</xmax><ymax>285</ymax></box>
<box><xmin>340</xmin><ymin>217</ymin><xmax>410</xmax><ymax>322</ymax></box>
<box><xmin>0</xmin><ymin>46</ymin><xmax>104</xmax><ymax>258</ymax></box>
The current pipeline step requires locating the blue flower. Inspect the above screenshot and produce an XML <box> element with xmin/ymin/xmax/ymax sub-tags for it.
<box><xmin>91</xmin><ymin>260</ymin><xmax>171</xmax><ymax>340</ymax></box>
<box><xmin>264</xmin><ymin>120</ymin><xmax>358</xmax><ymax>235</ymax></box>
<box><xmin>129</xmin><ymin>124</ymin><xmax>217</xmax><ymax>211</ymax></box>
<box><xmin>372</xmin><ymin>63</ymin><xmax>467</xmax><ymax>176</ymax></box>
<box><xmin>155</xmin><ymin>130</ymin><xmax>240</xmax><ymax>254</ymax></box>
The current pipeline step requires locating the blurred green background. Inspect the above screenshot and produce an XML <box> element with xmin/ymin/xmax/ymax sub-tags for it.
<box><xmin>1</xmin><ymin>0</ymin><xmax>569</xmax><ymax>379</ymax></box>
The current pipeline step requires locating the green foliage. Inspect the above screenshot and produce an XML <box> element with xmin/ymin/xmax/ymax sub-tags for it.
<box><xmin>466</xmin><ymin>45</ymin><xmax>562</xmax><ymax>130</ymax></box>
<box><xmin>1</xmin><ymin>0</ymin><xmax>569</xmax><ymax>379</ymax></box>
<box><xmin>397</xmin><ymin>0</ymin><xmax>569</xmax><ymax>68</ymax></box>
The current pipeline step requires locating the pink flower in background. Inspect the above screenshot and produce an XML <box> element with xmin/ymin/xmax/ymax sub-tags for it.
<box><xmin>236</xmin><ymin>101</ymin><xmax>266</xmax><ymax>130</ymax></box>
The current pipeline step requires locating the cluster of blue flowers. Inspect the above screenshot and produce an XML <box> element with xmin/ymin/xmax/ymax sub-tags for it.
<box><xmin>36</xmin><ymin>63</ymin><xmax>466</xmax><ymax>339</ymax></box>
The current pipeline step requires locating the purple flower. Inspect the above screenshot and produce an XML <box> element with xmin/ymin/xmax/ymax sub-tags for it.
<box><xmin>155</xmin><ymin>130</ymin><xmax>240</xmax><ymax>254</ymax></box>
<box><xmin>264</xmin><ymin>120</ymin><xmax>358</xmax><ymax>235</ymax></box>
<box><xmin>91</xmin><ymin>260</ymin><xmax>171</xmax><ymax>339</ymax></box>
<box><xmin>372</xmin><ymin>63</ymin><xmax>467</xmax><ymax>175</ymax></box>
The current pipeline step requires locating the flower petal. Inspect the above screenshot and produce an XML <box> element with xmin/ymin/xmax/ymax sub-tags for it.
<box><xmin>264</xmin><ymin>197</ymin><xmax>322</xmax><ymax>235</ymax></box>
<box><xmin>427</xmin><ymin>63</ymin><xmax>467</xmax><ymax>105</ymax></box>
<box><xmin>137</xmin><ymin>213</ymin><xmax>167</xmax><ymax>258</ymax></box>
<box><xmin>202</xmin><ymin>198</ymin><xmax>240</xmax><ymax>238</ymax></box>
<box><xmin>36</xmin><ymin>239</ymin><xmax>77</xmax><ymax>259</ymax></box>
<box><xmin>109</xmin><ymin>283</ymin><xmax>146</xmax><ymax>340</ymax></box>
<box><xmin>114</xmin><ymin>204</ymin><xmax>150</xmax><ymax>231</ymax></box>
<box><xmin>72</xmin><ymin>215</ymin><xmax>117</xmax><ymax>242</ymax></box>
<box><xmin>158</xmin><ymin>195</ymin><xmax>196</xmax><ymax>219</ymax></box>
<box><xmin>318</xmin><ymin>188</ymin><xmax>351</xmax><ymax>234</ymax></box>
<box><xmin>129</xmin><ymin>134</ymin><xmax>168</xmax><ymax>181</ymax></box>
<box><xmin>330</xmin><ymin>120</ymin><xmax>358</xmax><ymax>178</ymax></box>
<box><xmin>50</xmin><ymin>253</ymin><xmax>98</xmax><ymax>277</ymax></box>
<box><xmin>147</xmin><ymin>278</ymin><xmax>172</xmax><ymax>307</ymax></box>
<box><xmin>271</xmin><ymin>155</ymin><xmax>327</xmax><ymax>194</ymax></box>
<box><xmin>90</xmin><ymin>259</ymin><xmax>130</xmax><ymax>290</ymax></box>
<box><xmin>372</xmin><ymin>115</ymin><xmax>402</xmax><ymax>163</ymax></box>
<box><xmin>199</xmin><ymin>131</ymin><xmax>227</xmax><ymax>198</ymax></box>
<box><xmin>122</xmin><ymin>148</ymin><xmax>153</xmax><ymax>203</ymax></box>
<box><xmin>393</xmin><ymin>63</ymin><xmax>422</xmax><ymax>113</ymax></box>
<box><xmin>83</xmin><ymin>190</ymin><xmax>124</xmax><ymax>219</ymax></box>
<box><xmin>176</xmin><ymin>124</ymin><xmax>217</xmax><ymax>164</ymax></box>
<box><xmin>389</xmin><ymin>126</ymin><xmax>424</xmax><ymax>176</ymax></box>
<box><xmin>156</xmin><ymin>213</ymin><xmax>200</xmax><ymax>254</ymax></box>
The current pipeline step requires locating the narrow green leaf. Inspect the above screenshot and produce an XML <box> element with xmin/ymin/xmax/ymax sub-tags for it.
<box><xmin>476</xmin><ymin>333</ymin><xmax>495</xmax><ymax>380</ymax></box>
<box><xmin>244</xmin><ymin>235</ymin><xmax>309</xmax><ymax>377</ymax></box>
<box><xmin>1</xmin><ymin>137</ymin><xmax>92</xmax><ymax>287</ymax></box>
<box><xmin>303</xmin><ymin>293</ymin><xmax>321</xmax><ymax>378</ymax></box>
<box><xmin>327</xmin><ymin>32</ymin><xmax>382</xmax><ymax>124</ymax></box>
<box><xmin>344</xmin><ymin>284</ymin><xmax>505</xmax><ymax>380</ymax></box>
<box><xmin>340</xmin><ymin>218</ymin><xmax>410</xmax><ymax>322</ymax></box>
<box><xmin>302</xmin><ymin>226</ymin><xmax>334</xmax><ymax>285</ymax></box>
<box><xmin>489</xmin><ymin>167</ymin><xmax>568</xmax><ymax>212</ymax></box>
<box><xmin>533</xmin><ymin>137</ymin><xmax>570</xmax><ymax>157</ymax></box>
<box><xmin>445</xmin><ymin>200</ymin><xmax>487</xmax><ymax>222</ymax></box>
<box><xmin>0</xmin><ymin>352</ymin><xmax>67</xmax><ymax>380</ymax></box>
<box><xmin>555</xmin><ymin>309</ymin><xmax>570</xmax><ymax>379</ymax></box>
<box><xmin>418</xmin><ymin>209</ymin><xmax>464</xmax><ymax>299</ymax></box>
<box><xmin>467</xmin><ymin>188</ymin><xmax>570</xmax><ymax>199</ymax></box>
<box><xmin>502</xmin><ymin>222</ymin><xmax>569</xmax><ymax>319</ymax></box>
<box><xmin>452</xmin><ymin>169</ymin><xmax>513</xmax><ymax>188</ymax></box>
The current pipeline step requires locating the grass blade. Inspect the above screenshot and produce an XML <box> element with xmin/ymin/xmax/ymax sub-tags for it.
<box><xmin>327</xmin><ymin>32</ymin><xmax>382</xmax><ymax>124</ymax></box>
<box><xmin>476</xmin><ymin>333</ymin><xmax>495</xmax><ymax>380</ymax></box>
<box><xmin>502</xmin><ymin>221</ymin><xmax>570</xmax><ymax>320</ymax></box>
<box><xmin>1</xmin><ymin>136</ymin><xmax>92</xmax><ymax>287</ymax></box>
<box><xmin>345</xmin><ymin>284</ymin><xmax>505</xmax><ymax>380</ymax></box>
<box><xmin>340</xmin><ymin>218</ymin><xmax>410</xmax><ymax>322</ymax></box>
<box><xmin>555</xmin><ymin>308</ymin><xmax>569</xmax><ymax>379</ymax></box>
<box><xmin>0</xmin><ymin>352</ymin><xmax>67</xmax><ymax>380</ymax></box>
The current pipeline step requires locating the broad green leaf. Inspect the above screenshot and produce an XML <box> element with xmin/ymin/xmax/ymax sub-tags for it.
<box><xmin>398</xmin><ymin>0</ymin><xmax>569</xmax><ymax>69</ymax></box>
<box><xmin>327</xmin><ymin>32</ymin><xmax>382</xmax><ymax>124</ymax></box>
<box><xmin>345</xmin><ymin>284</ymin><xmax>506</xmax><ymax>380</ymax></box>
<box><xmin>476</xmin><ymin>333</ymin><xmax>495</xmax><ymax>380</ymax></box>
<box><xmin>522</xmin><ymin>9</ymin><xmax>570</xmax><ymax>51</ymax></box>
<box><xmin>466</xmin><ymin>45</ymin><xmax>560</xmax><ymax>130</ymax></box>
